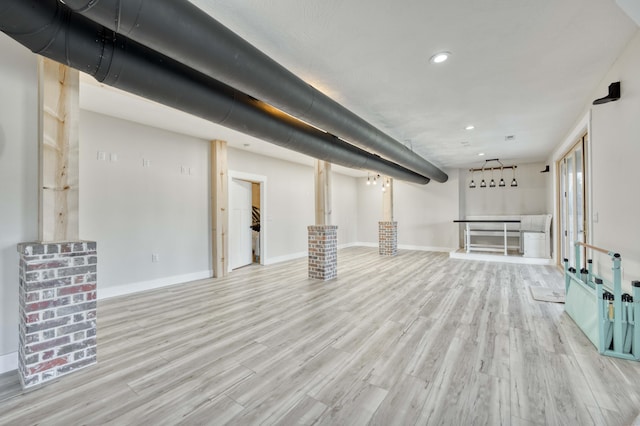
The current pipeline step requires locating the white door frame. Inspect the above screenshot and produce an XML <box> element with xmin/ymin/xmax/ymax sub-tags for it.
<box><xmin>228</xmin><ymin>170</ymin><xmax>267</xmax><ymax>272</ymax></box>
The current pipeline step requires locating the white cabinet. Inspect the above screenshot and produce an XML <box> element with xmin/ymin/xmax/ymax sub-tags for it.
<box><xmin>523</xmin><ymin>232</ymin><xmax>546</xmax><ymax>258</ymax></box>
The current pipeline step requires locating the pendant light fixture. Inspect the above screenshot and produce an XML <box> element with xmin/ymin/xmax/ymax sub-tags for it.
<box><xmin>468</xmin><ymin>159</ymin><xmax>518</xmax><ymax>189</ymax></box>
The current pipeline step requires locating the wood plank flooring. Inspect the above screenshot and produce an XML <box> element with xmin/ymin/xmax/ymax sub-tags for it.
<box><xmin>1</xmin><ymin>246</ymin><xmax>640</xmax><ymax>425</ymax></box>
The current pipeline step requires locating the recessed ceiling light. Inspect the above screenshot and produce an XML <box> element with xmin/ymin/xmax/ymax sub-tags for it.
<box><xmin>430</xmin><ymin>51</ymin><xmax>451</xmax><ymax>64</ymax></box>
<box><xmin>465</xmin><ymin>125</ymin><xmax>475</xmax><ymax>130</ymax></box>
<box><xmin>478</xmin><ymin>152</ymin><xmax>485</xmax><ymax>156</ymax></box>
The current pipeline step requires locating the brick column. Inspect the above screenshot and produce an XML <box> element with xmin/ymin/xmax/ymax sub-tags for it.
<box><xmin>17</xmin><ymin>241</ymin><xmax>98</xmax><ymax>388</ymax></box>
<box><xmin>308</xmin><ymin>225</ymin><xmax>338</xmax><ymax>280</ymax></box>
<box><xmin>379</xmin><ymin>221</ymin><xmax>398</xmax><ymax>256</ymax></box>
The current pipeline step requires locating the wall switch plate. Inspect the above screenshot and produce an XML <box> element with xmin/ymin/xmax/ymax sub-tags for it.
<box><xmin>97</xmin><ymin>151</ymin><xmax>106</xmax><ymax>161</ymax></box>
<box><xmin>593</xmin><ymin>212</ymin><xmax>599</xmax><ymax>223</ymax></box>
<box><xmin>143</xmin><ymin>159</ymin><xmax>151</xmax><ymax>167</ymax></box>
<box><xmin>152</xmin><ymin>254</ymin><xmax>160</xmax><ymax>263</ymax></box>
<box><xmin>110</xmin><ymin>153</ymin><xmax>118</xmax><ymax>162</ymax></box>
<box><xmin>181</xmin><ymin>166</ymin><xmax>187</xmax><ymax>175</ymax></box>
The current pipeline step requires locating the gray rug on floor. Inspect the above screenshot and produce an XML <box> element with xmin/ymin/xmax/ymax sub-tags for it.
<box><xmin>530</xmin><ymin>286</ymin><xmax>565</xmax><ymax>303</ymax></box>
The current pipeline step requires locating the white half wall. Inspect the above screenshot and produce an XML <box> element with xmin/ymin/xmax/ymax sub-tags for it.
<box><xmin>0</xmin><ymin>34</ymin><xmax>38</xmax><ymax>366</ymax></box>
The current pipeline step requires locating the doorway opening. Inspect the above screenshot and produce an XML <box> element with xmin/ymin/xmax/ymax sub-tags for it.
<box><xmin>228</xmin><ymin>171</ymin><xmax>266</xmax><ymax>272</ymax></box>
<box><xmin>251</xmin><ymin>182</ymin><xmax>261</xmax><ymax>264</ymax></box>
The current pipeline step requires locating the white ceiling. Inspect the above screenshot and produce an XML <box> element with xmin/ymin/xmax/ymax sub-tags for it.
<box><xmin>80</xmin><ymin>0</ymin><xmax>638</xmax><ymax>176</ymax></box>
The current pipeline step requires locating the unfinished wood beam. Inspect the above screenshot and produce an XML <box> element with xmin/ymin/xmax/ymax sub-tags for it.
<box><xmin>314</xmin><ymin>160</ymin><xmax>332</xmax><ymax>225</ymax></box>
<box><xmin>38</xmin><ymin>57</ymin><xmax>80</xmax><ymax>242</ymax></box>
<box><xmin>211</xmin><ymin>140</ymin><xmax>229</xmax><ymax>277</ymax></box>
<box><xmin>382</xmin><ymin>176</ymin><xmax>393</xmax><ymax>221</ymax></box>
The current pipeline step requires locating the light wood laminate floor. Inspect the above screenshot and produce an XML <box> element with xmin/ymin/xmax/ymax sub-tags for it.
<box><xmin>1</xmin><ymin>247</ymin><xmax>640</xmax><ymax>425</ymax></box>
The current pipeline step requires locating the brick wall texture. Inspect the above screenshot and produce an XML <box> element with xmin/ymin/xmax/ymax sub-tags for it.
<box><xmin>17</xmin><ymin>241</ymin><xmax>98</xmax><ymax>388</ymax></box>
<box><xmin>379</xmin><ymin>221</ymin><xmax>398</xmax><ymax>256</ymax></box>
<box><xmin>308</xmin><ymin>225</ymin><xmax>338</xmax><ymax>280</ymax></box>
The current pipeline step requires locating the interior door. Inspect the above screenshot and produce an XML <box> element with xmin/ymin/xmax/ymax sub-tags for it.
<box><xmin>230</xmin><ymin>178</ymin><xmax>253</xmax><ymax>270</ymax></box>
<box><xmin>558</xmin><ymin>135</ymin><xmax>587</xmax><ymax>267</ymax></box>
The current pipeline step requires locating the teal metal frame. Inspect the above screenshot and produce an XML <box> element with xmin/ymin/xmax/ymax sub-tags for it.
<box><xmin>564</xmin><ymin>242</ymin><xmax>640</xmax><ymax>361</ymax></box>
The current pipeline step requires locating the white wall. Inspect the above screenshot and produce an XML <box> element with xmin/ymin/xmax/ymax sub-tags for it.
<box><xmin>79</xmin><ymin>111</ymin><xmax>211</xmax><ymax>297</ymax></box>
<box><xmin>463</xmin><ymin>162</ymin><xmax>550</xmax><ymax>216</ymax></box>
<box><xmin>0</xmin><ymin>35</ymin><xmax>38</xmax><ymax>370</ymax></box>
<box><xmin>357</xmin><ymin>170</ymin><xmax>460</xmax><ymax>251</ymax></box>
<box><xmin>587</xmin><ymin>31</ymin><xmax>640</xmax><ymax>282</ymax></box>
<box><xmin>227</xmin><ymin>148</ymin><xmax>360</xmax><ymax>262</ymax></box>
<box><xmin>332</xmin><ymin>172</ymin><xmax>359</xmax><ymax>246</ymax></box>
<box><xmin>550</xmin><ymin>30</ymin><xmax>640</xmax><ymax>283</ymax></box>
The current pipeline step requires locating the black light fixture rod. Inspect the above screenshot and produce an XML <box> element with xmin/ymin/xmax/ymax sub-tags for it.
<box><xmin>469</xmin><ymin>165</ymin><xmax>517</xmax><ymax>173</ymax></box>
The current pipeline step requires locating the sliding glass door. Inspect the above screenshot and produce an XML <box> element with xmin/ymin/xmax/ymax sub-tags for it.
<box><xmin>558</xmin><ymin>134</ymin><xmax>587</xmax><ymax>267</ymax></box>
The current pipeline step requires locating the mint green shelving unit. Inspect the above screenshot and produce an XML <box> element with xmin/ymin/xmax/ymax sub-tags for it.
<box><xmin>564</xmin><ymin>242</ymin><xmax>640</xmax><ymax>361</ymax></box>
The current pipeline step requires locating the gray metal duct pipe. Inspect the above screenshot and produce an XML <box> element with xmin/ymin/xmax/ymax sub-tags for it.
<box><xmin>0</xmin><ymin>0</ymin><xmax>429</xmax><ymax>184</ymax></box>
<box><xmin>60</xmin><ymin>0</ymin><xmax>449</xmax><ymax>183</ymax></box>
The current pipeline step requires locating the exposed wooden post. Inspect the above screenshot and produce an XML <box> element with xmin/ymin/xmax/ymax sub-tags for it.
<box><xmin>211</xmin><ymin>140</ymin><xmax>229</xmax><ymax>277</ymax></box>
<box><xmin>38</xmin><ymin>57</ymin><xmax>80</xmax><ymax>242</ymax></box>
<box><xmin>382</xmin><ymin>176</ymin><xmax>393</xmax><ymax>221</ymax></box>
<box><xmin>314</xmin><ymin>160</ymin><xmax>332</xmax><ymax>225</ymax></box>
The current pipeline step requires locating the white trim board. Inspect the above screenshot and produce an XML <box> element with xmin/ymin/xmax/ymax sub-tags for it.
<box><xmin>398</xmin><ymin>244</ymin><xmax>454</xmax><ymax>253</ymax></box>
<box><xmin>98</xmin><ymin>270</ymin><xmax>212</xmax><ymax>300</ymax></box>
<box><xmin>354</xmin><ymin>242</ymin><xmax>453</xmax><ymax>253</ymax></box>
<box><xmin>0</xmin><ymin>352</ymin><xmax>18</xmax><ymax>375</ymax></box>
<box><xmin>449</xmin><ymin>250</ymin><xmax>555</xmax><ymax>265</ymax></box>
<box><xmin>263</xmin><ymin>251</ymin><xmax>307</xmax><ymax>265</ymax></box>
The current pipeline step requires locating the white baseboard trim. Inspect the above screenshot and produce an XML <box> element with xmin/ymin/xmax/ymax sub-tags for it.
<box><xmin>449</xmin><ymin>250</ymin><xmax>555</xmax><ymax>265</ymax></box>
<box><xmin>263</xmin><ymin>251</ymin><xmax>307</xmax><ymax>265</ymax></box>
<box><xmin>345</xmin><ymin>242</ymin><xmax>454</xmax><ymax>253</ymax></box>
<box><xmin>0</xmin><ymin>352</ymin><xmax>18</xmax><ymax>374</ymax></box>
<box><xmin>261</xmin><ymin>242</ymin><xmax>367</xmax><ymax>266</ymax></box>
<box><xmin>337</xmin><ymin>242</ymin><xmax>361</xmax><ymax>249</ymax></box>
<box><xmin>353</xmin><ymin>242</ymin><xmax>378</xmax><ymax>248</ymax></box>
<box><xmin>398</xmin><ymin>244</ymin><xmax>455</xmax><ymax>253</ymax></box>
<box><xmin>98</xmin><ymin>270</ymin><xmax>212</xmax><ymax>300</ymax></box>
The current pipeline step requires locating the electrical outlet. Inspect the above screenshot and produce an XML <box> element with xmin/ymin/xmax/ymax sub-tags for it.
<box><xmin>152</xmin><ymin>254</ymin><xmax>160</xmax><ymax>263</ymax></box>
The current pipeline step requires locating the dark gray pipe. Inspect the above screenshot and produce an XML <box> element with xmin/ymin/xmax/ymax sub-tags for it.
<box><xmin>0</xmin><ymin>0</ymin><xmax>429</xmax><ymax>184</ymax></box>
<box><xmin>60</xmin><ymin>0</ymin><xmax>448</xmax><ymax>183</ymax></box>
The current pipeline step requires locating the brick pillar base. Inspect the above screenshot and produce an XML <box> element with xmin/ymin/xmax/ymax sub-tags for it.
<box><xmin>308</xmin><ymin>225</ymin><xmax>338</xmax><ymax>280</ymax></box>
<box><xmin>17</xmin><ymin>241</ymin><xmax>98</xmax><ymax>389</ymax></box>
<box><xmin>379</xmin><ymin>221</ymin><xmax>398</xmax><ymax>256</ymax></box>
